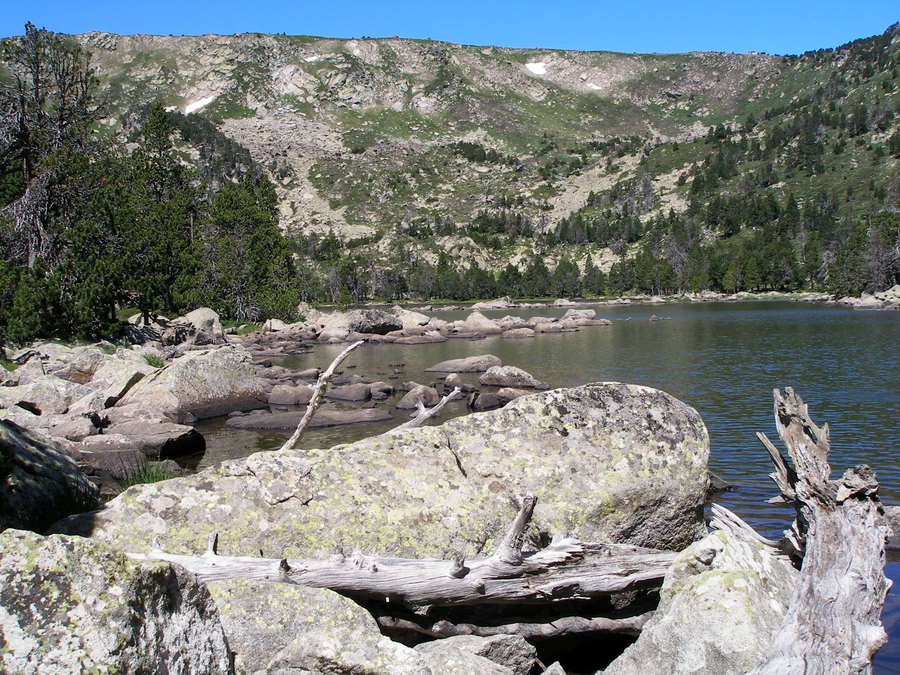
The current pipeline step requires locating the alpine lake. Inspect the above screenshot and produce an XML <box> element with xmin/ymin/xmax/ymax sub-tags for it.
<box><xmin>194</xmin><ymin>301</ymin><xmax>900</xmax><ymax>671</ymax></box>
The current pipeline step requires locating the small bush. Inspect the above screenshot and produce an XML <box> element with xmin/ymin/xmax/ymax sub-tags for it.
<box><xmin>143</xmin><ymin>354</ymin><xmax>165</xmax><ymax>368</ymax></box>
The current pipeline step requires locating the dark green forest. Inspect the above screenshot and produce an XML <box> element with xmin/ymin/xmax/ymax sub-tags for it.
<box><xmin>0</xmin><ymin>23</ymin><xmax>898</xmax><ymax>346</ymax></box>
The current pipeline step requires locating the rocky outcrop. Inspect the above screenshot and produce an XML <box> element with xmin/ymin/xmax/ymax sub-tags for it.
<box><xmin>267</xmin><ymin>383</ymin><xmax>314</xmax><ymax>405</ymax></box>
<box><xmin>479</xmin><ymin>365</ymin><xmax>549</xmax><ymax>389</ymax></box>
<box><xmin>425</xmin><ymin>354</ymin><xmax>502</xmax><ymax>373</ymax></box>
<box><xmin>0</xmin><ymin>421</ymin><xmax>98</xmax><ymax>532</ymax></box>
<box><xmin>604</xmin><ymin>528</ymin><xmax>798</xmax><ymax>675</ymax></box>
<box><xmin>55</xmin><ymin>382</ymin><xmax>710</xmax><ymax>559</ymax></box>
<box><xmin>116</xmin><ymin>346</ymin><xmax>267</xmax><ymax>423</ymax></box>
<box><xmin>0</xmin><ymin>529</ymin><xmax>232</xmax><ymax>674</ymax></box>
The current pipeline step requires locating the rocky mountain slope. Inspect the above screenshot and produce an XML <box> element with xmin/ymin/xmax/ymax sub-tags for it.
<box><xmin>77</xmin><ymin>31</ymin><xmax>785</xmax><ymax>234</ymax></box>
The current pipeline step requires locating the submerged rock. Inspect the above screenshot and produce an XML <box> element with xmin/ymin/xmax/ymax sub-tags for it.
<box><xmin>0</xmin><ymin>420</ymin><xmax>98</xmax><ymax>532</ymax></box>
<box><xmin>0</xmin><ymin>529</ymin><xmax>232</xmax><ymax>674</ymax></box>
<box><xmin>225</xmin><ymin>407</ymin><xmax>393</xmax><ymax>430</ymax></box>
<box><xmin>604</xmin><ymin>528</ymin><xmax>798</xmax><ymax>675</ymax></box>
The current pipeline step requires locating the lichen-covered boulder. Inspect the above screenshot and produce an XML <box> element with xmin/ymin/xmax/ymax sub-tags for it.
<box><xmin>209</xmin><ymin>580</ymin><xmax>429</xmax><ymax>673</ymax></box>
<box><xmin>0</xmin><ymin>529</ymin><xmax>232</xmax><ymax>674</ymax></box>
<box><xmin>0</xmin><ymin>420</ymin><xmax>98</xmax><ymax>532</ymax></box>
<box><xmin>603</xmin><ymin>528</ymin><xmax>798</xmax><ymax>675</ymax></box>
<box><xmin>54</xmin><ymin>382</ymin><xmax>709</xmax><ymax>558</ymax></box>
<box><xmin>115</xmin><ymin>346</ymin><xmax>267</xmax><ymax>423</ymax></box>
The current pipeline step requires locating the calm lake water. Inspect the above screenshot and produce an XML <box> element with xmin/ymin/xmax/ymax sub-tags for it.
<box><xmin>195</xmin><ymin>301</ymin><xmax>900</xmax><ymax>671</ymax></box>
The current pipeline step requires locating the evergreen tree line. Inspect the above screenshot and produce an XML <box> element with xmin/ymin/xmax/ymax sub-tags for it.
<box><xmin>0</xmin><ymin>25</ymin><xmax>302</xmax><ymax>345</ymax></box>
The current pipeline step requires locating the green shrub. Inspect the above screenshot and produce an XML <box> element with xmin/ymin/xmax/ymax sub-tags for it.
<box><xmin>143</xmin><ymin>354</ymin><xmax>165</xmax><ymax>368</ymax></box>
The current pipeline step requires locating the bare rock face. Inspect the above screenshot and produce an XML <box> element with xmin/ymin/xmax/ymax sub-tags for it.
<box><xmin>116</xmin><ymin>346</ymin><xmax>267</xmax><ymax>423</ymax></box>
<box><xmin>425</xmin><ymin>354</ymin><xmax>502</xmax><ymax>373</ymax></box>
<box><xmin>0</xmin><ymin>529</ymin><xmax>232</xmax><ymax>674</ymax></box>
<box><xmin>0</xmin><ymin>421</ymin><xmax>98</xmax><ymax>533</ymax></box>
<box><xmin>604</xmin><ymin>528</ymin><xmax>798</xmax><ymax>675</ymax></box>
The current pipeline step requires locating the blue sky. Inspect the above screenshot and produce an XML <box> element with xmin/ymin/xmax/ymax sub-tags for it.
<box><xmin>2</xmin><ymin>1</ymin><xmax>897</xmax><ymax>55</ymax></box>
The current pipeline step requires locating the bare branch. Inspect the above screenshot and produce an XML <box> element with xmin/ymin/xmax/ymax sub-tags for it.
<box><xmin>278</xmin><ymin>340</ymin><xmax>363</xmax><ymax>451</ymax></box>
<box><xmin>393</xmin><ymin>387</ymin><xmax>463</xmax><ymax>431</ymax></box>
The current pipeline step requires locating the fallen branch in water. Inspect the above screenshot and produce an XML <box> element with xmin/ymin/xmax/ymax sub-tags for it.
<box><xmin>393</xmin><ymin>387</ymin><xmax>463</xmax><ymax>431</ymax></box>
<box><xmin>278</xmin><ymin>340</ymin><xmax>363</xmax><ymax>451</ymax></box>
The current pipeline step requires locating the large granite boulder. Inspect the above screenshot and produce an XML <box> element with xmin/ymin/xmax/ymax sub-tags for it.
<box><xmin>347</xmin><ymin>308</ymin><xmax>404</xmax><ymax>335</ymax></box>
<box><xmin>604</xmin><ymin>527</ymin><xmax>798</xmax><ymax>675</ymax></box>
<box><xmin>55</xmin><ymin>382</ymin><xmax>709</xmax><ymax>558</ymax></box>
<box><xmin>0</xmin><ymin>529</ymin><xmax>232</xmax><ymax>674</ymax></box>
<box><xmin>0</xmin><ymin>420</ymin><xmax>98</xmax><ymax>532</ymax></box>
<box><xmin>415</xmin><ymin>634</ymin><xmax>536</xmax><ymax>675</ymax></box>
<box><xmin>115</xmin><ymin>346</ymin><xmax>267</xmax><ymax>423</ymax></box>
<box><xmin>181</xmin><ymin>307</ymin><xmax>226</xmax><ymax>343</ymax></box>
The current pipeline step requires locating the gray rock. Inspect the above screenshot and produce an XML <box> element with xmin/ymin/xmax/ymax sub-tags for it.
<box><xmin>496</xmin><ymin>387</ymin><xmax>533</xmax><ymax>402</ymax></box>
<box><xmin>346</xmin><ymin>308</ymin><xmax>403</xmax><ymax>335</ymax></box>
<box><xmin>459</xmin><ymin>311</ymin><xmax>503</xmax><ymax>335</ymax></box>
<box><xmin>0</xmin><ymin>420</ymin><xmax>98</xmax><ymax>532</ymax></box>
<box><xmin>502</xmin><ymin>327</ymin><xmax>536</xmax><ymax>339</ymax></box>
<box><xmin>369</xmin><ymin>381</ymin><xmax>395</xmax><ymax>400</ymax></box>
<box><xmin>534</xmin><ymin>322</ymin><xmax>563</xmax><ymax>333</ymax></box>
<box><xmin>116</xmin><ymin>346</ymin><xmax>268</xmax><ymax>423</ymax></box>
<box><xmin>54</xmin><ymin>383</ymin><xmax>709</xmax><ymax>559</ymax></box>
<box><xmin>479</xmin><ymin>365</ymin><xmax>549</xmax><ymax>389</ymax></box>
<box><xmin>414</xmin><ymin>644</ymin><xmax>512</xmax><ymax>674</ymax></box>
<box><xmin>268</xmin><ymin>384</ymin><xmax>315</xmax><ymax>406</ymax></box>
<box><xmin>562</xmin><ymin>308</ymin><xmax>596</xmax><ymax>320</ymax></box>
<box><xmin>0</xmin><ymin>529</ymin><xmax>232</xmax><ymax>674</ymax></box>
<box><xmin>396</xmin><ymin>384</ymin><xmax>440</xmax><ymax>409</ymax></box>
<box><xmin>46</xmin><ymin>415</ymin><xmax>98</xmax><ymax>441</ymax></box>
<box><xmin>425</xmin><ymin>354</ymin><xmax>502</xmax><ymax>373</ymax></box>
<box><xmin>103</xmin><ymin>420</ymin><xmax>206</xmax><ymax>459</ymax></box>
<box><xmin>468</xmin><ymin>391</ymin><xmax>504</xmax><ymax>411</ymax></box>
<box><xmin>395</xmin><ymin>333</ymin><xmax>448</xmax><ymax>345</ymax></box>
<box><xmin>604</xmin><ymin>528</ymin><xmax>798</xmax><ymax>675</ymax></box>
<box><xmin>0</xmin><ymin>375</ymin><xmax>89</xmax><ymax>415</ymax></box>
<box><xmin>542</xmin><ymin>662</ymin><xmax>566</xmax><ymax>674</ymax></box>
<box><xmin>210</xmin><ymin>581</ymin><xmax>425</xmax><ymax>674</ymax></box>
<box><xmin>225</xmin><ymin>407</ymin><xmax>393</xmax><ymax>430</ymax></box>
<box><xmin>415</xmin><ymin>634</ymin><xmax>536</xmax><ymax>675</ymax></box>
<box><xmin>327</xmin><ymin>382</ymin><xmax>372</xmax><ymax>402</ymax></box>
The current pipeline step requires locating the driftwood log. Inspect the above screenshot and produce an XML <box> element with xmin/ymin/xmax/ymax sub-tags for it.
<box><xmin>394</xmin><ymin>386</ymin><xmax>463</xmax><ymax>431</ymax></box>
<box><xmin>130</xmin><ymin>495</ymin><xmax>675</xmax><ymax>611</ymax></box>
<box><xmin>134</xmin><ymin>387</ymin><xmax>891</xmax><ymax>662</ymax></box>
<box><xmin>748</xmin><ymin>388</ymin><xmax>891</xmax><ymax>674</ymax></box>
